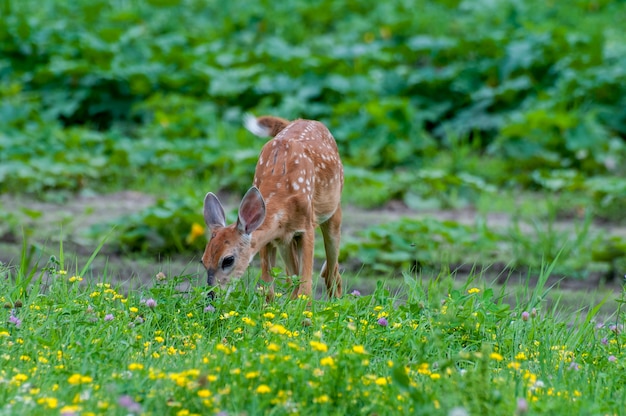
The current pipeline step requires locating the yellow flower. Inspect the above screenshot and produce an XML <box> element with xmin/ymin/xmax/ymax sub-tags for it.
<box><xmin>269</xmin><ymin>324</ymin><xmax>289</xmax><ymax>335</ymax></box>
<box><xmin>374</xmin><ymin>377</ymin><xmax>388</xmax><ymax>386</ymax></box>
<box><xmin>242</xmin><ymin>317</ymin><xmax>256</xmax><ymax>327</ymax></box>
<box><xmin>314</xmin><ymin>394</ymin><xmax>330</xmax><ymax>403</ymax></box>
<box><xmin>186</xmin><ymin>222</ymin><xmax>206</xmax><ymax>244</ymax></box>
<box><xmin>263</xmin><ymin>312</ymin><xmax>276</xmax><ymax>319</ymax></box>
<box><xmin>37</xmin><ymin>397</ymin><xmax>59</xmax><ymax>409</ymax></box>
<box><xmin>468</xmin><ymin>288</ymin><xmax>481</xmax><ymax>294</ymax></box>
<box><xmin>352</xmin><ymin>345</ymin><xmax>367</xmax><ymax>355</ymax></box>
<box><xmin>128</xmin><ymin>363</ymin><xmax>144</xmax><ymax>371</ymax></box>
<box><xmin>256</xmin><ymin>384</ymin><xmax>271</xmax><ymax>394</ymax></box>
<box><xmin>129</xmin><ymin>307</ymin><xmax>138</xmax><ymax>313</ymax></box>
<box><xmin>68</xmin><ymin>374</ymin><xmax>92</xmax><ymax>385</ymax></box>
<box><xmin>490</xmin><ymin>352</ymin><xmax>504</xmax><ymax>361</ymax></box>
<box><xmin>267</xmin><ymin>343</ymin><xmax>280</xmax><ymax>352</ymax></box>
<box><xmin>320</xmin><ymin>356</ymin><xmax>335</xmax><ymax>367</ymax></box>
<box><xmin>310</xmin><ymin>341</ymin><xmax>328</xmax><ymax>352</ymax></box>
<box><xmin>245</xmin><ymin>371</ymin><xmax>260</xmax><ymax>379</ymax></box>
<box><xmin>198</xmin><ymin>389</ymin><xmax>211</xmax><ymax>398</ymax></box>
<box><xmin>69</xmin><ymin>275</ymin><xmax>83</xmax><ymax>283</ymax></box>
<box><xmin>430</xmin><ymin>373</ymin><xmax>441</xmax><ymax>380</ymax></box>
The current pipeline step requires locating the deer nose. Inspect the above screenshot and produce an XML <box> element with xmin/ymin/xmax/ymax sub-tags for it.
<box><xmin>207</xmin><ymin>268</ymin><xmax>216</xmax><ymax>286</ymax></box>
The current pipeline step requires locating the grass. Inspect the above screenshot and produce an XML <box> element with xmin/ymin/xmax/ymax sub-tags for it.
<box><xmin>1</xmin><ymin>243</ymin><xmax>625</xmax><ymax>415</ymax></box>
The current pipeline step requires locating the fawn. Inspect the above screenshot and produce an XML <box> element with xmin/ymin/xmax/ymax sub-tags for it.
<box><xmin>201</xmin><ymin>115</ymin><xmax>344</xmax><ymax>299</ymax></box>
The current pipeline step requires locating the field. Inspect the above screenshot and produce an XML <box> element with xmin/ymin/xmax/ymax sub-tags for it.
<box><xmin>1</xmin><ymin>0</ymin><xmax>626</xmax><ymax>414</ymax></box>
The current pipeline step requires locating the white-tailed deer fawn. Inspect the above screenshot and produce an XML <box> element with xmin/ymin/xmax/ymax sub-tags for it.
<box><xmin>201</xmin><ymin>115</ymin><xmax>343</xmax><ymax>299</ymax></box>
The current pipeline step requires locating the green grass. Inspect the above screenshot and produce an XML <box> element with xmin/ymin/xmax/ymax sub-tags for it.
<box><xmin>1</xmin><ymin>244</ymin><xmax>625</xmax><ymax>415</ymax></box>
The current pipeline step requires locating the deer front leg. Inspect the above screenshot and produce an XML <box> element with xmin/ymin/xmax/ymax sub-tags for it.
<box><xmin>291</xmin><ymin>229</ymin><xmax>315</xmax><ymax>299</ymax></box>
<box><xmin>259</xmin><ymin>244</ymin><xmax>276</xmax><ymax>301</ymax></box>
<box><xmin>320</xmin><ymin>206</ymin><xmax>343</xmax><ymax>297</ymax></box>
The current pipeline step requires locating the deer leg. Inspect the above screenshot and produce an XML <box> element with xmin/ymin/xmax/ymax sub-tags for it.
<box><xmin>260</xmin><ymin>244</ymin><xmax>276</xmax><ymax>301</ymax></box>
<box><xmin>320</xmin><ymin>206</ymin><xmax>343</xmax><ymax>297</ymax></box>
<box><xmin>291</xmin><ymin>229</ymin><xmax>314</xmax><ymax>299</ymax></box>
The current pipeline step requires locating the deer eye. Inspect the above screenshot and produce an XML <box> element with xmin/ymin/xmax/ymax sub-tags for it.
<box><xmin>221</xmin><ymin>256</ymin><xmax>235</xmax><ymax>270</ymax></box>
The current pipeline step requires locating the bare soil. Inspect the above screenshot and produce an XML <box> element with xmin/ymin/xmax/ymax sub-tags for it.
<box><xmin>1</xmin><ymin>191</ymin><xmax>624</xmax><ymax>311</ymax></box>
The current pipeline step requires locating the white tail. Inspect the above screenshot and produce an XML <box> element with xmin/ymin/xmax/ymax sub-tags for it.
<box><xmin>201</xmin><ymin>115</ymin><xmax>343</xmax><ymax>299</ymax></box>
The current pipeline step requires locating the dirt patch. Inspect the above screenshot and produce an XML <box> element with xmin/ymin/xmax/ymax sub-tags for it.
<box><xmin>1</xmin><ymin>192</ymin><xmax>624</xmax><ymax>298</ymax></box>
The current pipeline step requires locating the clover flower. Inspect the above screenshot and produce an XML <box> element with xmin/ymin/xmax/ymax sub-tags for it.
<box><xmin>9</xmin><ymin>312</ymin><xmax>21</xmax><ymax>328</ymax></box>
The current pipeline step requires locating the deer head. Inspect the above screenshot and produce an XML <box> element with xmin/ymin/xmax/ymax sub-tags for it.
<box><xmin>201</xmin><ymin>187</ymin><xmax>266</xmax><ymax>289</ymax></box>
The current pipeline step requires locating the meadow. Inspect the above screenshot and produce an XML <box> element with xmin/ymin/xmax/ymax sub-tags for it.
<box><xmin>1</xmin><ymin>0</ymin><xmax>626</xmax><ymax>414</ymax></box>
<box><xmin>2</xmin><ymin>248</ymin><xmax>625</xmax><ymax>415</ymax></box>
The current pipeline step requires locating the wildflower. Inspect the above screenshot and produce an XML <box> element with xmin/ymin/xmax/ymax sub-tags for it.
<box><xmin>128</xmin><ymin>363</ymin><xmax>144</xmax><ymax>371</ymax></box>
<box><xmin>68</xmin><ymin>374</ymin><xmax>93</xmax><ymax>385</ymax></box>
<box><xmin>204</xmin><ymin>305</ymin><xmax>216</xmax><ymax>313</ymax></box>
<box><xmin>69</xmin><ymin>275</ymin><xmax>83</xmax><ymax>283</ymax></box>
<box><xmin>377</xmin><ymin>317</ymin><xmax>388</xmax><ymax>327</ymax></box>
<box><xmin>8</xmin><ymin>312</ymin><xmax>21</xmax><ymax>328</ymax></box>
<box><xmin>320</xmin><ymin>356</ymin><xmax>335</xmax><ymax>367</ymax></box>
<box><xmin>310</xmin><ymin>341</ymin><xmax>328</xmax><ymax>352</ymax></box>
<box><xmin>352</xmin><ymin>345</ymin><xmax>367</xmax><ymax>355</ymax></box>
<box><xmin>516</xmin><ymin>398</ymin><xmax>528</xmax><ymax>414</ymax></box>
<box><xmin>267</xmin><ymin>343</ymin><xmax>280</xmax><ymax>352</ymax></box>
<box><xmin>145</xmin><ymin>299</ymin><xmax>157</xmax><ymax>308</ymax></box>
<box><xmin>156</xmin><ymin>272</ymin><xmax>167</xmax><ymax>282</ymax></box>
<box><xmin>263</xmin><ymin>312</ymin><xmax>275</xmax><ymax>319</ymax></box>
<box><xmin>601</xmin><ymin>337</ymin><xmax>608</xmax><ymax>345</ymax></box>
<box><xmin>521</xmin><ymin>311</ymin><xmax>530</xmax><ymax>321</ymax></box>
<box><xmin>37</xmin><ymin>397</ymin><xmax>59</xmax><ymax>409</ymax></box>
<box><xmin>375</xmin><ymin>377</ymin><xmax>388</xmax><ymax>386</ymax></box>
<box><xmin>568</xmin><ymin>362</ymin><xmax>580</xmax><ymax>371</ymax></box>
<box><xmin>490</xmin><ymin>352</ymin><xmax>504</xmax><ymax>361</ymax></box>
<box><xmin>198</xmin><ymin>389</ymin><xmax>211</xmax><ymax>398</ymax></box>
<box><xmin>608</xmin><ymin>355</ymin><xmax>617</xmax><ymax>362</ymax></box>
<box><xmin>118</xmin><ymin>395</ymin><xmax>141</xmax><ymax>413</ymax></box>
<box><xmin>449</xmin><ymin>407</ymin><xmax>469</xmax><ymax>416</ymax></box>
<box><xmin>350</xmin><ymin>290</ymin><xmax>361</xmax><ymax>297</ymax></box>
<box><xmin>186</xmin><ymin>222</ymin><xmax>205</xmax><ymax>244</ymax></box>
<box><xmin>467</xmin><ymin>288</ymin><xmax>480</xmax><ymax>294</ymax></box>
<box><xmin>242</xmin><ymin>317</ymin><xmax>256</xmax><ymax>327</ymax></box>
<box><xmin>314</xmin><ymin>394</ymin><xmax>330</xmax><ymax>403</ymax></box>
<box><xmin>104</xmin><ymin>314</ymin><xmax>114</xmax><ymax>322</ymax></box>
<box><xmin>256</xmin><ymin>384</ymin><xmax>271</xmax><ymax>394</ymax></box>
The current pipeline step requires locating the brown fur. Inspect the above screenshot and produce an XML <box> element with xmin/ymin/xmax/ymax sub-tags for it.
<box><xmin>201</xmin><ymin>116</ymin><xmax>343</xmax><ymax>299</ymax></box>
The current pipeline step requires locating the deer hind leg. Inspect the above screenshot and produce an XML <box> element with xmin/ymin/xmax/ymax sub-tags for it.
<box><xmin>259</xmin><ymin>244</ymin><xmax>277</xmax><ymax>301</ymax></box>
<box><xmin>320</xmin><ymin>206</ymin><xmax>343</xmax><ymax>297</ymax></box>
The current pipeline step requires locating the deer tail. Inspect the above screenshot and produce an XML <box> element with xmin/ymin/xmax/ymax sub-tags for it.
<box><xmin>244</xmin><ymin>114</ymin><xmax>291</xmax><ymax>138</ymax></box>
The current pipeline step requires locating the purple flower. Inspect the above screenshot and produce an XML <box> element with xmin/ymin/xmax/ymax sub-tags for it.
<box><xmin>104</xmin><ymin>314</ymin><xmax>114</xmax><ymax>322</ymax></box>
<box><xmin>608</xmin><ymin>355</ymin><xmax>617</xmax><ymax>362</ymax></box>
<box><xmin>601</xmin><ymin>337</ymin><xmax>609</xmax><ymax>345</ymax></box>
<box><xmin>204</xmin><ymin>305</ymin><xmax>216</xmax><ymax>313</ymax></box>
<box><xmin>8</xmin><ymin>313</ymin><xmax>21</xmax><ymax>328</ymax></box>
<box><xmin>377</xmin><ymin>317</ymin><xmax>388</xmax><ymax>327</ymax></box>
<box><xmin>521</xmin><ymin>311</ymin><xmax>530</xmax><ymax>322</ymax></box>
<box><xmin>145</xmin><ymin>298</ymin><xmax>157</xmax><ymax>308</ymax></box>
<box><xmin>568</xmin><ymin>362</ymin><xmax>579</xmax><ymax>371</ymax></box>
<box><xmin>350</xmin><ymin>290</ymin><xmax>361</xmax><ymax>297</ymax></box>
<box><xmin>516</xmin><ymin>397</ymin><xmax>528</xmax><ymax>414</ymax></box>
<box><xmin>118</xmin><ymin>395</ymin><xmax>142</xmax><ymax>413</ymax></box>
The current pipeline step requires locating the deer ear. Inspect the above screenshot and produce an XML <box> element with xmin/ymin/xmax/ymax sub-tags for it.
<box><xmin>237</xmin><ymin>187</ymin><xmax>266</xmax><ymax>235</ymax></box>
<box><xmin>203</xmin><ymin>192</ymin><xmax>226</xmax><ymax>230</ymax></box>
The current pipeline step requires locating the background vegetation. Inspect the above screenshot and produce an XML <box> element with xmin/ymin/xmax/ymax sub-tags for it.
<box><xmin>1</xmin><ymin>0</ymin><xmax>626</xmax><ymax>275</ymax></box>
